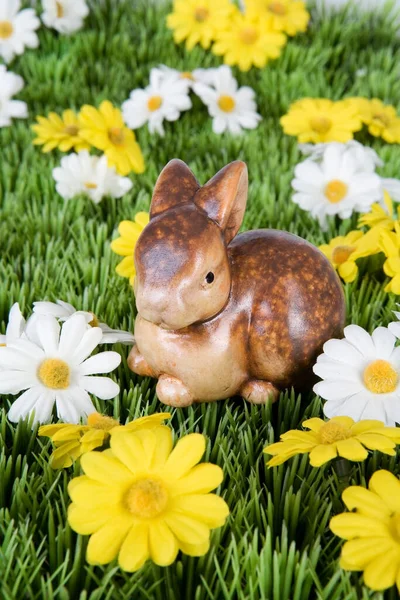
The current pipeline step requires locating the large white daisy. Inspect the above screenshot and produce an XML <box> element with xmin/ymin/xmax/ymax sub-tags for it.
<box><xmin>291</xmin><ymin>143</ymin><xmax>382</xmax><ymax>229</ymax></box>
<box><xmin>0</xmin><ymin>0</ymin><xmax>40</xmax><ymax>63</ymax></box>
<box><xmin>122</xmin><ymin>68</ymin><xmax>192</xmax><ymax>136</ymax></box>
<box><xmin>0</xmin><ymin>303</ymin><xmax>25</xmax><ymax>347</ymax></box>
<box><xmin>0</xmin><ymin>64</ymin><xmax>28</xmax><ymax>127</ymax></box>
<box><xmin>0</xmin><ymin>314</ymin><xmax>121</xmax><ymax>425</ymax></box>
<box><xmin>41</xmin><ymin>0</ymin><xmax>89</xmax><ymax>34</ymax></box>
<box><xmin>32</xmin><ymin>299</ymin><xmax>134</xmax><ymax>344</ymax></box>
<box><xmin>193</xmin><ymin>65</ymin><xmax>261</xmax><ymax>135</ymax></box>
<box><xmin>313</xmin><ymin>324</ymin><xmax>400</xmax><ymax>426</ymax></box>
<box><xmin>52</xmin><ymin>151</ymin><xmax>132</xmax><ymax>204</ymax></box>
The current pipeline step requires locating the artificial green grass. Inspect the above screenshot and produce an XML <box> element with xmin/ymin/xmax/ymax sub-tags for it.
<box><xmin>1</xmin><ymin>1</ymin><xmax>400</xmax><ymax>598</ymax></box>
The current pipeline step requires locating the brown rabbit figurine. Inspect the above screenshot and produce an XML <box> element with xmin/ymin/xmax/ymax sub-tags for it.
<box><xmin>128</xmin><ymin>159</ymin><xmax>346</xmax><ymax>407</ymax></box>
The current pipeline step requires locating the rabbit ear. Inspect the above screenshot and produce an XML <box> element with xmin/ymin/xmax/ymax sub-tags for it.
<box><xmin>150</xmin><ymin>159</ymin><xmax>200</xmax><ymax>218</ymax></box>
<box><xmin>195</xmin><ymin>161</ymin><xmax>248</xmax><ymax>244</ymax></box>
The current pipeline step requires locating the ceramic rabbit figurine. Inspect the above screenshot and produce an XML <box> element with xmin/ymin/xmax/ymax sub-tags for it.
<box><xmin>128</xmin><ymin>159</ymin><xmax>345</xmax><ymax>407</ymax></box>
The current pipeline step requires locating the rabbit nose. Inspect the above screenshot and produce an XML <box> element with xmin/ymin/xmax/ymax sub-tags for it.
<box><xmin>136</xmin><ymin>287</ymin><xmax>167</xmax><ymax>319</ymax></box>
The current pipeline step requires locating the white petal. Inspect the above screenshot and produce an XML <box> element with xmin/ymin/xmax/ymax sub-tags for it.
<box><xmin>323</xmin><ymin>392</ymin><xmax>368</xmax><ymax>421</ymax></box>
<box><xmin>79</xmin><ymin>375</ymin><xmax>119</xmax><ymax>399</ymax></box>
<box><xmin>360</xmin><ymin>398</ymin><xmax>389</xmax><ymax>423</ymax></box>
<box><xmin>0</xmin><ymin>346</ymin><xmax>36</xmax><ymax>371</ymax></box>
<box><xmin>388</xmin><ymin>322</ymin><xmax>400</xmax><ymax>339</ymax></box>
<box><xmin>313</xmin><ymin>359</ymin><xmax>360</xmax><ymax>382</ymax></box>
<box><xmin>6</xmin><ymin>302</ymin><xmax>25</xmax><ymax>342</ymax></box>
<box><xmin>7</xmin><ymin>386</ymin><xmax>44</xmax><ymax>422</ymax></box>
<box><xmin>313</xmin><ymin>380</ymin><xmax>362</xmax><ymax>401</ymax></box>
<box><xmin>79</xmin><ymin>351</ymin><xmax>121</xmax><ymax>375</ymax></box>
<box><xmin>321</xmin><ymin>338</ymin><xmax>364</xmax><ymax>367</ymax></box>
<box><xmin>371</xmin><ymin>327</ymin><xmax>396</xmax><ymax>359</ymax></box>
<box><xmin>59</xmin><ymin>314</ymin><xmax>89</xmax><ymax>356</ymax></box>
<box><xmin>0</xmin><ymin>370</ymin><xmax>38</xmax><ymax>394</ymax></box>
<box><xmin>36</xmin><ymin>315</ymin><xmax>60</xmax><ymax>354</ymax></box>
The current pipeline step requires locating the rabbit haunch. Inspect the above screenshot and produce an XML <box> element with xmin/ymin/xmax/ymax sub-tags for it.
<box><xmin>128</xmin><ymin>159</ymin><xmax>345</xmax><ymax>407</ymax></box>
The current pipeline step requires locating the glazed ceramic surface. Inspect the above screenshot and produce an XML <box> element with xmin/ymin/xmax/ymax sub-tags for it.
<box><xmin>128</xmin><ymin>159</ymin><xmax>346</xmax><ymax>407</ymax></box>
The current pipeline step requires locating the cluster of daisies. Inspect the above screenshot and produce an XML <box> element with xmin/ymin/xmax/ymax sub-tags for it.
<box><xmin>0</xmin><ymin>0</ymin><xmax>89</xmax><ymax>64</ymax></box>
<box><xmin>281</xmin><ymin>97</ymin><xmax>400</xmax><ymax>144</ymax></box>
<box><xmin>167</xmin><ymin>0</ymin><xmax>310</xmax><ymax>72</ymax></box>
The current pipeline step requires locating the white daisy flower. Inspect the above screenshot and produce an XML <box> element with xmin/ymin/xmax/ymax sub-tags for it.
<box><xmin>32</xmin><ymin>299</ymin><xmax>134</xmax><ymax>345</ymax></box>
<box><xmin>122</xmin><ymin>69</ymin><xmax>192</xmax><ymax>136</ymax></box>
<box><xmin>313</xmin><ymin>325</ymin><xmax>400</xmax><ymax>426</ymax></box>
<box><xmin>193</xmin><ymin>65</ymin><xmax>261</xmax><ymax>135</ymax></box>
<box><xmin>52</xmin><ymin>151</ymin><xmax>132</xmax><ymax>204</ymax></box>
<box><xmin>298</xmin><ymin>141</ymin><xmax>384</xmax><ymax>173</ymax></box>
<box><xmin>0</xmin><ymin>0</ymin><xmax>40</xmax><ymax>63</ymax></box>
<box><xmin>0</xmin><ymin>314</ymin><xmax>121</xmax><ymax>425</ymax></box>
<box><xmin>291</xmin><ymin>144</ymin><xmax>383</xmax><ymax>229</ymax></box>
<box><xmin>153</xmin><ymin>65</ymin><xmax>221</xmax><ymax>90</ymax></box>
<box><xmin>0</xmin><ymin>303</ymin><xmax>26</xmax><ymax>347</ymax></box>
<box><xmin>41</xmin><ymin>0</ymin><xmax>89</xmax><ymax>34</ymax></box>
<box><xmin>0</xmin><ymin>65</ymin><xmax>28</xmax><ymax>127</ymax></box>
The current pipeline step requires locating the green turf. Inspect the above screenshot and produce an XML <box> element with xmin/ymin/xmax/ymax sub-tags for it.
<box><xmin>1</xmin><ymin>1</ymin><xmax>400</xmax><ymax>598</ymax></box>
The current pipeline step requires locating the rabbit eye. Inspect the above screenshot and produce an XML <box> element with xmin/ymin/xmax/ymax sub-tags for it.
<box><xmin>205</xmin><ymin>272</ymin><xmax>215</xmax><ymax>284</ymax></box>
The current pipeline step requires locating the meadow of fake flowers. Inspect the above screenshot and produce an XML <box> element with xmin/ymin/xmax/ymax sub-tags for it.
<box><xmin>2</xmin><ymin>1</ymin><xmax>400</xmax><ymax>599</ymax></box>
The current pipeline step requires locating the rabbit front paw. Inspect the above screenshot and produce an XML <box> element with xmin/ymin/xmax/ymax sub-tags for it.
<box><xmin>127</xmin><ymin>344</ymin><xmax>156</xmax><ymax>377</ymax></box>
<box><xmin>240</xmin><ymin>380</ymin><xmax>280</xmax><ymax>404</ymax></box>
<box><xmin>156</xmin><ymin>375</ymin><xmax>194</xmax><ymax>408</ymax></box>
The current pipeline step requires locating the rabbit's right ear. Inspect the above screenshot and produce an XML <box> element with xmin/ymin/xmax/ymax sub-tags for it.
<box><xmin>150</xmin><ymin>159</ymin><xmax>200</xmax><ymax>218</ymax></box>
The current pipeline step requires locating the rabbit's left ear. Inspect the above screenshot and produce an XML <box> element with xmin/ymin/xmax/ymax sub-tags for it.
<box><xmin>195</xmin><ymin>161</ymin><xmax>248</xmax><ymax>244</ymax></box>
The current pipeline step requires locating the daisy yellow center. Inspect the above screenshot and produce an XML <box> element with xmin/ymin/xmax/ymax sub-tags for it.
<box><xmin>87</xmin><ymin>412</ymin><xmax>119</xmax><ymax>430</ymax></box>
<box><xmin>125</xmin><ymin>478</ymin><xmax>168</xmax><ymax>519</ymax></box>
<box><xmin>147</xmin><ymin>95</ymin><xmax>163</xmax><ymax>112</ymax></box>
<box><xmin>0</xmin><ymin>343</ymin><xmax>6</xmax><ymax>347</ymax></box>
<box><xmin>268</xmin><ymin>2</ymin><xmax>287</xmax><ymax>15</ymax></box>
<box><xmin>319</xmin><ymin>421</ymin><xmax>351</xmax><ymax>445</ymax></box>
<box><xmin>363</xmin><ymin>359</ymin><xmax>398</xmax><ymax>394</ymax></box>
<box><xmin>108</xmin><ymin>127</ymin><xmax>125</xmax><ymax>145</ymax></box>
<box><xmin>325</xmin><ymin>180</ymin><xmax>348</xmax><ymax>204</ymax></box>
<box><xmin>88</xmin><ymin>313</ymin><xmax>99</xmax><ymax>327</ymax></box>
<box><xmin>84</xmin><ymin>182</ymin><xmax>98</xmax><ymax>190</ymax></box>
<box><xmin>194</xmin><ymin>6</ymin><xmax>209</xmax><ymax>22</ymax></box>
<box><xmin>310</xmin><ymin>116</ymin><xmax>332</xmax><ymax>134</ymax></box>
<box><xmin>372</xmin><ymin>112</ymin><xmax>391</xmax><ymax>128</ymax></box>
<box><xmin>180</xmin><ymin>71</ymin><xmax>194</xmax><ymax>80</ymax></box>
<box><xmin>332</xmin><ymin>245</ymin><xmax>355</xmax><ymax>265</ymax></box>
<box><xmin>218</xmin><ymin>95</ymin><xmax>236</xmax><ymax>113</ymax></box>
<box><xmin>64</xmin><ymin>125</ymin><xmax>79</xmax><ymax>136</ymax></box>
<box><xmin>240</xmin><ymin>27</ymin><xmax>259</xmax><ymax>45</ymax></box>
<box><xmin>56</xmin><ymin>2</ymin><xmax>64</xmax><ymax>18</ymax></box>
<box><xmin>38</xmin><ymin>358</ymin><xmax>70</xmax><ymax>390</ymax></box>
<box><xmin>0</xmin><ymin>21</ymin><xmax>13</xmax><ymax>39</ymax></box>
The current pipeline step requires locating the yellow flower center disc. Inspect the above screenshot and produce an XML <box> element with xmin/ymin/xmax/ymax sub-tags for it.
<box><xmin>218</xmin><ymin>95</ymin><xmax>236</xmax><ymax>113</ymax></box>
<box><xmin>0</xmin><ymin>343</ymin><xmax>6</xmax><ymax>347</ymax></box>
<box><xmin>125</xmin><ymin>478</ymin><xmax>168</xmax><ymax>519</ymax></box>
<box><xmin>319</xmin><ymin>422</ymin><xmax>351</xmax><ymax>445</ymax></box>
<box><xmin>268</xmin><ymin>2</ymin><xmax>287</xmax><ymax>15</ymax></box>
<box><xmin>38</xmin><ymin>358</ymin><xmax>70</xmax><ymax>390</ymax></box>
<box><xmin>0</xmin><ymin>21</ymin><xmax>13</xmax><ymax>39</ymax></box>
<box><xmin>84</xmin><ymin>182</ymin><xmax>98</xmax><ymax>190</ymax></box>
<box><xmin>332</xmin><ymin>245</ymin><xmax>355</xmax><ymax>265</ymax></box>
<box><xmin>88</xmin><ymin>312</ymin><xmax>99</xmax><ymax>327</ymax></box>
<box><xmin>108</xmin><ymin>127</ymin><xmax>125</xmax><ymax>145</ymax></box>
<box><xmin>240</xmin><ymin>26</ymin><xmax>259</xmax><ymax>45</ymax></box>
<box><xmin>310</xmin><ymin>116</ymin><xmax>332</xmax><ymax>134</ymax></box>
<box><xmin>64</xmin><ymin>125</ymin><xmax>79</xmax><ymax>136</ymax></box>
<box><xmin>56</xmin><ymin>1</ymin><xmax>64</xmax><ymax>18</ymax></box>
<box><xmin>324</xmin><ymin>179</ymin><xmax>348</xmax><ymax>204</ymax></box>
<box><xmin>87</xmin><ymin>412</ymin><xmax>119</xmax><ymax>430</ymax></box>
<box><xmin>364</xmin><ymin>359</ymin><xmax>398</xmax><ymax>394</ymax></box>
<box><xmin>194</xmin><ymin>6</ymin><xmax>209</xmax><ymax>22</ymax></box>
<box><xmin>147</xmin><ymin>95</ymin><xmax>163</xmax><ymax>112</ymax></box>
<box><xmin>180</xmin><ymin>71</ymin><xmax>194</xmax><ymax>80</ymax></box>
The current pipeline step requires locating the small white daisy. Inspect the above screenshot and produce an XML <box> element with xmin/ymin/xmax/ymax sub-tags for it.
<box><xmin>41</xmin><ymin>0</ymin><xmax>89</xmax><ymax>34</ymax></box>
<box><xmin>193</xmin><ymin>65</ymin><xmax>261</xmax><ymax>135</ymax></box>
<box><xmin>0</xmin><ymin>314</ymin><xmax>121</xmax><ymax>425</ymax></box>
<box><xmin>153</xmin><ymin>65</ymin><xmax>221</xmax><ymax>90</ymax></box>
<box><xmin>0</xmin><ymin>303</ymin><xmax>25</xmax><ymax>347</ymax></box>
<box><xmin>313</xmin><ymin>324</ymin><xmax>400</xmax><ymax>426</ymax></box>
<box><xmin>121</xmin><ymin>68</ymin><xmax>192</xmax><ymax>136</ymax></box>
<box><xmin>298</xmin><ymin>141</ymin><xmax>384</xmax><ymax>173</ymax></box>
<box><xmin>0</xmin><ymin>65</ymin><xmax>28</xmax><ymax>127</ymax></box>
<box><xmin>291</xmin><ymin>143</ymin><xmax>382</xmax><ymax>229</ymax></box>
<box><xmin>52</xmin><ymin>151</ymin><xmax>132</xmax><ymax>204</ymax></box>
<box><xmin>0</xmin><ymin>0</ymin><xmax>40</xmax><ymax>63</ymax></box>
<box><xmin>32</xmin><ymin>299</ymin><xmax>134</xmax><ymax>345</ymax></box>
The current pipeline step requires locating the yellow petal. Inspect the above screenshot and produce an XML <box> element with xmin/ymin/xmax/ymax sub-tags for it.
<box><xmin>39</xmin><ymin>423</ymin><xmax>72</xmax><ymax>438</ymax></box>
<box><xmin>80</xmin><ymin>451</ymin><xmax>134</xmax><ymax>484</ymax></box>
<box><xmin>50</xmin><ymin>441</ymin><xmax>82</xmax><ymax>468</ymax></box>
<box><xmin>68</xmin><ymin>502</ymin><xmax>124</xmax><ymax>535</ymax></box>
<box><xmin>330</xmin><ymin>416</ymin><xmax>355</xmax><ymax>428</ymax></box>
<box><xmin>179</xmin><ymin>538</ymin><xmax>210</xmax><ymax>557</ymax></box>
<box><xmin>148</xmin><ymin>521</ymin><xmax>179</xmax><ymax>566</ymax></box>
<box><xmin>135</xmin><ymin>212</ymin><xmax>150</xmax><ymax>228</ymax></box>
<box><xmin>170</xmin><ymin>494</ymin><xmax>229</xmax><ymax>528</ymax></box>
<box><xmin>341</xmin><ymin>537</ymin><xmax>394</xmax><ymax>568</ymax></box>
<box><xmin>301</xmin><ymin>418</ymin><xmax>325</xmax><ymax>432</ymax></box>
<box><xmin>51</xmin><ymin>425</ymin><xmax>86</xmax><ymax>441</ymax></box>
<box><xmin>351</xmin><ymin>420</ymin><xmax>386</xmax><ymax>434</ymax></box>
<box><xmin>336</xmin><ymin>438</ymin><xmax>369</xmax><ymax>461</ymax></box>
<box><xmin>164</xmin><ymin>433</ymin><xmax>206</xmax><ymax>479</ymax></box>
<box><xmin>115</xmin><ymin>256</ymin><xmax>135</xmax><ymax>278</ymax></box>
<box><xmin>342</xmin><ymin>486</ymin><xmax>391</xmax><ymax>519</ymax></box>
<box><xmin>356</xmin><ymin>433</ymin><xmax>395</xmax><ymax>454</ymax></box>
<box><xmin>68</xmin><ymin>475</ymin><xmax>122</xmax><ymax>507</ymax></box>
<box><xmin>110</xmin><ymin>236</ymin><xmax>136</xmax><ymax>257</ymax></box>
<box><xmin>86</xmin><ymin>516</ymin><xmax>133</xmax><ymax>565</ymax></box>
<box><xmin>363</xmin><ymin>550</ymin><xmax>399</xmax><ymax>591</ymax></box>
<box><xmin>330</xmin><ymin>513</ymin><xmax>389</xmax><ymax>539</ymax></box>
<box><xmin>308</xmin><ymin>444</ymin><xmax>337</xmax><ymax>467</ymax></box>
<box><xmin>172</xmin><ymin>463</ymin><xmax>223</xmax><ymax>495</ymax></box>
<box><xmin>124</xmin><ymin>413</ymin><xmax>172</xmax><ymax>431</ymax></box>
<box><xmin>165</xmin><ymin>512</ymin><xmax>210</xmax><ymax>545</ymax></box>
<box><xmin>369</xmin><ymin>470</ymin><xmax>400</xmax><ymax>513</ymax></box>
<box><xmin>110</xmin><ymin>429</ymin><xmax>153</xmax><ymax>473</ymax></box>
<box><xmin>118</xmin><ymin>522</ymin><xmax>149</xmax><ymax>572</ymax></box>
<box><xmin>118</xmin><ymin>220</ymin><xmax>144</xmax><ymax>239</ymax></box>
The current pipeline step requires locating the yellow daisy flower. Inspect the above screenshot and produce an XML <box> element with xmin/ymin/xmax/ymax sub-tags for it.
<box><xmin>379</xmin><ymin>223</ymin><xmax>400</xmax><ymax>294</ymax></box>
<box><xmin>166</xmin><ymin>0</ymin><xmax>234</xmax><ymax>51</ymax></box>
<box><xmin>111</xmin><ymin>211</ymin><xmax>149</xmax><ymax>286</ymax></box>
<box><xmin>212</xmin><ymin>12</ymin><xmax>286</xmax><ymax>72</ymax></box>
<box><xmin>319</xmin><ymin>230</ymin><xmax>364</xmax><ymax>283</ymax></box>
<box><xmin>39</xmin><ymin>412</ymin><xmax>171</xmax><ymax>469</ymax></box>
<box><xmin>264</xmin><ymin>416</ymin><xmax>400</xmax><ymax>467</ymax></box>
<box><xmin>79</xmin><ymin>101</ymin><xmax>145</xmax><ymax>176</ymax></box>
<box><xmin>280</xmin><ymin>98</ymin><xmax>362</xmax><ymax>143</ymax></box>
<box><xmin>67</xmin><ymin>428</ymin><xmax>230</xmax><ymax>571</ymax></box>
<box><xmin>358</xmin><ymin>98</ymin><xmax>400</xmax><ymax>143</ymax></box>
<box><xmin>32</xmin><ymin>109</ymin><xmax>90</xmax><ymax>153</ymax></box>
<box><xmin>330</xmin><ymin>470</ymin><xmax>400</xmax><ymax>592</ymax></box>
<box><xmin>358</xmin><ymin>191</ymin><xmax>398</xmax><ymax>231</ymax></box>
<box><xmin>246</xmin><ymin>0</ymin><xmax>310</xmax><ymax>36</ymax></box>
